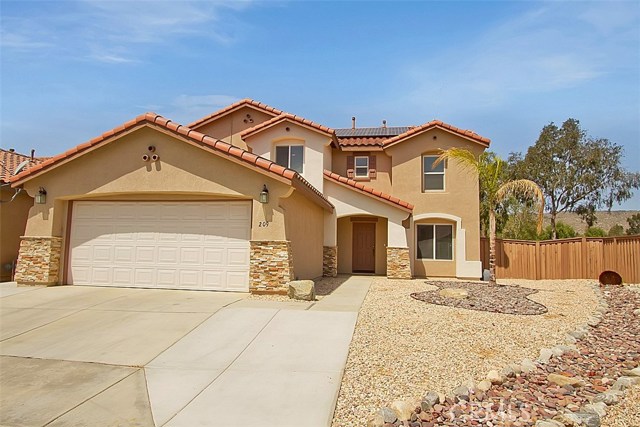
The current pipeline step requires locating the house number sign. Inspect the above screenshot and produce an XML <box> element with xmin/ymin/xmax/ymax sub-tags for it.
<box><xmin>258</xmin><ymin>221</ymin><xmax>270</xmax><ymax>227</ymax></box>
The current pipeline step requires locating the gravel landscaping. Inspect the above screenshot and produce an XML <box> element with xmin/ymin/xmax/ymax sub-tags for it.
<box><xmin>331</xmin><ymin>278</ymin><xmax>601</xmax><ymax>426</ymax></box>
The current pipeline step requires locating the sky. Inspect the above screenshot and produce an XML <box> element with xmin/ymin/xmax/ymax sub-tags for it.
<box><xmin>1</xmin><ymin>0</ymin><xmax>639</xmax><ymax>210</ymax></box>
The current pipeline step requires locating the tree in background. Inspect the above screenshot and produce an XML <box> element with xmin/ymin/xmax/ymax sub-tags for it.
<box><xmin>501</xmin><ymin>201</ymin><xmax>540</xmax><ymax>240</ymax></box>
<box><xmin>509</xmin><ymin>119</ymin><xmax>640</xmax><ymax>239</ymax></box>
<box><xmin>608</xmin><ymin>224</ymin><xmax>624</xmax><ymax>237</ymax></box>
<box><xmin>435</xmin><ymin>148</ymin><xmax>544</xmax><ymax>284</ymax></box>
<box><xmin>627</xmin><ymin>213</ymin><xmax>640</xmax><ymax>235</ymax></box>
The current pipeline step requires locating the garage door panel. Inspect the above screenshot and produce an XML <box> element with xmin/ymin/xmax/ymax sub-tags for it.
<box><xmin>113</xmin><ymin>268</ymin><xmax>134</xmax><ymax>284</ymax></box>
<box><xmin>134</xmin><ymin>269</ymin><xmax>155</xmax><ymax>286</ymax></box>
<box><xmin>135</xmin><ymin>246</ymin><xmax>156</xmax><ymax>263</ymax></box>
<box><xmin>228</xmin><ymin>248</ymin><xmax>249</xmax><ymax>266</ymax></box>
<box><xmin>69</xmin><ymin>201</ymin><xmax>251</xmax><ymax>291</ymax></box>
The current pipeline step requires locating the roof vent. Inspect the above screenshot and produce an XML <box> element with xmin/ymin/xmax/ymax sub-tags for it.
<box><xmin>382</xmin><ymin>120</ymin><xmax>387</xmax><ymax>128</ymax></box>
<box><xmin>351</xmin><ymin>116</ymin><xmax>356</xmax><ymax>130</ymax></box>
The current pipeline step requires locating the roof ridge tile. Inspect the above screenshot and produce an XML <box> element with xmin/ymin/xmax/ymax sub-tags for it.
<box><xmin>323</xmin><ymin>170</ymin><xmax>413</xmax><ymax>211</ymax></box>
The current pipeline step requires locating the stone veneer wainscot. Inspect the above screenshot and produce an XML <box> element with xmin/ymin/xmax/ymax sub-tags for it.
<box><xmin>249</xmin><ymin>240</ymin><xmax>294</xmax><ymax>293</ymax></box>
<box><xmin>322</xmin><ymin>246</ymin><xmax>338</xmax><ymax>277</ymax></box>
<box><xmin>14</xmin><ymin>236</ymin><xmax>63</xmax><ymax>285</ymax></box>
<box><xmin>386</xmin><ymin>247</ymin><xmax>411</xmax><ymax>279</ymax></box>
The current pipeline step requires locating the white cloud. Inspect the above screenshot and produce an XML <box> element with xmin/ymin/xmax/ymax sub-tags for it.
<box><xmin>159</xmin><ymin>94</ymin><xmax>242</xmax><ymax>124</ymax></box>
<box><xmin>1</xmin><ymin>0</ymin><xmax>253</xmax><ymax>63</ymax></box>
<box><xmin>403</xmin><ymin>3</ymin><xmax>638</xmax><ymax>114</ymax></box>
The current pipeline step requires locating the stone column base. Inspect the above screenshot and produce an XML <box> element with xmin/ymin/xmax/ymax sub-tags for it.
<box><xmin>323</xmin><ymin>246</ymin><xmax>337</xmax><ymax>277</ymax></box>
<box><xmin>386</xmin><ymin>247</ymin><xmax>411</xmax><ymax>279</ymax></box>
<box><xmin>249</xmin><ymin>240</ymin><xmax>294</xmax><ymax>294</ymax></box>
<box><xmin>15</xmin><ymin>236</ymin><xmax>63</xmax><ymax>285</ymax></box>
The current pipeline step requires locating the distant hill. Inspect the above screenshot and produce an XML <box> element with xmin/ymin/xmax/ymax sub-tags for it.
<box><xmin>543</xmin><ymin>210</ymin><xmax>639</xmax><ymax>234</ymax></box>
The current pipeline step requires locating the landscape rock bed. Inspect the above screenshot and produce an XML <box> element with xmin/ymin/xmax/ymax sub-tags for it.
<box><xmin>410</xmin><ymin>281</ymin><xmax>548</xmax><ymax>315</ymax></box>
<box><xmin>332</xmin><ymin>279</ymin><xmax>599</xmax><ymax>427</ymax></box>
<box><xmin>373</xmin><ymin>284</ymin><xmax>640</xmax><ymax>426</ymax></box>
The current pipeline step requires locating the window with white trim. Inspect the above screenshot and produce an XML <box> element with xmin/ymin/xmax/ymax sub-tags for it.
<box><xmin>416</xmin><ymin>224</ymin><xmax>453</xmax><ymax>260</ymax></box>
<box><xmin>422</xmin><ymin>155</ymin><xmax>445</xmax><ymax>191</ymax></box>
<box><xmin>354</xmin><ymin>156</ymin><xmax>369</xmax><ymax>178</ymax></box>
<box><xmin>275</xmin><ymin>145</ymin><xmax>304</xmax><ymax>173</ymax></box>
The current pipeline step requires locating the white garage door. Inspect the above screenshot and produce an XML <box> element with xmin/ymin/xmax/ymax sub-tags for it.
<box><xmin>68</xmin><ymin>201</ymin><xmax>251</xmax><ymax>291</ymax></box>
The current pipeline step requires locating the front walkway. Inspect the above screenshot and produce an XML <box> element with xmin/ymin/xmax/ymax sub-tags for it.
<box><xmin>0</xmin><ymin>276</ymin><xmax>372</xmax><ymax>427</ymax></box>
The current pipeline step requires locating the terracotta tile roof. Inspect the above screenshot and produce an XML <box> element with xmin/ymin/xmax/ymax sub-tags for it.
<box><xmin>323</xmin><ymin>170</ymin><xmax>414</xmax><ymax>212</ymax></box>
<box><xmin>337</xmin><ymin>136</ymin><xmax>387</xmax><ymax>150</ymax></box>
<box><xmin>188</xmin><ymin>98</ymin><xmax>283</xmax><ymax>129</ymax></box>
<box><xmin>383</xmin><ymin>120</ymin><xmax>490</xmax><ymax>147</ymax></box>
<box><xmin>240</xmin><ymin>113</ymin><xmax>336</xmax><ymax>140</ymax></box>
<box><xmin>0</xmin><ymin>149</ymin><xmax>44</xmax><ymax>183</ymax></box>
<box><xmin>9</xmin><ymin>113</ymin><xmax>334</xmax><ymax>211</ymax></box>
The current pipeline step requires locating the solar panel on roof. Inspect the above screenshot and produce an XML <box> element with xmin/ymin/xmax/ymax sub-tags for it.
<box><xmin>335</xmin><ymin>127</ymin><xmax>410</xmax><ymax>137</ymax></box>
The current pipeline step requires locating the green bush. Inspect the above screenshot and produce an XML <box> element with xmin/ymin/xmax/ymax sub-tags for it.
<box><xmin>585</xmin><ymin>227</ymin><xmax>607</xmax><ymax>237</ymax></box>
<box><xmin>539</xmin><ymin>221</ymin><xmax>577</xmax><ymax>240</ymax></box>
<box><xmin>608</xmin><ymin>224</ymin><xmax>624</xmax><ymax>236</ymax></box>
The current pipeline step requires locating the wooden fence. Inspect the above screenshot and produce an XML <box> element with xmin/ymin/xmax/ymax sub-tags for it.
<box><xmin>480</xmin><ymin>236</ymin><xmax>640</xmax><ymax>283</ymax></box>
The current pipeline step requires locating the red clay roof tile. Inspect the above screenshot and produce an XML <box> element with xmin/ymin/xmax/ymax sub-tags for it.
<box><xmin>8</xmin><ymin>112</ymin><xmax>333</xmax><ymax>211</ymax></box>
<box><xmin>323</xmin><ymin>170</ymin><xmax>414</xmax><ymax>211</ymax></box>
<box><xmin>383</xmin><ymin>120</ymin><xmax>490</xmax><ymax>148</ymax></box>
<box><xmin>188</xmin><ymin>98</ymin><xmax>284</xmax><ymax>129</ymax></box>
<box><xmin>240</xmin><ymin>113</ymin><xmax>336</xmax><ymax>140</ymax></box>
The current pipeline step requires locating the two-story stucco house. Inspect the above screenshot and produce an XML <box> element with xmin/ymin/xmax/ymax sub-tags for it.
<box><xmin>10</xmin><ymin>99</ymin><xmax>490</xmax><ymax>293</ymax></box>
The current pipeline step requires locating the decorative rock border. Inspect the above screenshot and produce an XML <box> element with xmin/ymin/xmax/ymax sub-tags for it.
<box><xmin>368</xmin><ymin>282</ymin><xmax>640</xmax><ymax>427</ymax></box>
<box><xmin>410</xmin><ymin>281</ymin><xmax>548</xmax><ymax>315</ymax></box>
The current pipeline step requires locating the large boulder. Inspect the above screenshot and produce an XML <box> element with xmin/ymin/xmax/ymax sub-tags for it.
<box><xmin>438</xmin><ymin>288</ymin><xmax>469</xmax><ymax>299</ymax></box>
<box><xmin>288</xmin><ymin>280</ymin><xmax>316</xmax><ymax>301</ymax></box>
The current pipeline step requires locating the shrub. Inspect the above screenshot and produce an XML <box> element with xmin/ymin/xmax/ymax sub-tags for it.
<box><xmin>627</xmin><ymin>213</ymin><xmax>640</xmax><ymax>235</ymax></box>
<box><xmin>608</xmin><ymin>224</ymin><xmax>624</xmax><ymax>236</ymax></box>
<box><xmin>585</xmin><ymin>227</ymin><xmax>607</xmax><ymax>237</ymax></box>
<box><xmin>539</xmin><ymin>221</ymin><xmax>577</xmax><ymax>240</ymax></box>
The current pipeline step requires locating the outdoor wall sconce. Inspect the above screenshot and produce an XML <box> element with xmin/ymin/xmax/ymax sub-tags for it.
<box><xmin>35</xmin><ymin>187</ymin><xmax>47</xmax><ymax>204</ymax></box>
<box><xmin>260</xmin><ymin>185</ymin><xmax>269</xmax><ymax>204</ymax></box>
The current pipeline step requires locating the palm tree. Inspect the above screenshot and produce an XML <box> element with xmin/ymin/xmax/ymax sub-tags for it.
<box><xmin>434</xmin><ymin>148</ymin><xmax>544</xmax><ymax>284</ymax></box>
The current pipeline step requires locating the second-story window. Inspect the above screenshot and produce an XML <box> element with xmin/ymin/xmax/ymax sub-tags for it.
<box><xmin>354</xmin><ymin>156</ymin><xmax>369</xmax><ymax>178</ymax></box>
<box><xmin>276</xmin><ymin>145</ymin><xmax>304</xmax><ymax>173</ymax></box>
<box><xmin>423</xmin><ymin>155</ymin><xmax>445</xmax><ymax>191</ymax></box>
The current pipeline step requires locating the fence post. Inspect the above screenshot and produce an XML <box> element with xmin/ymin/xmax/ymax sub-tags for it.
<box><xmin>535</xmin><ymin>241</ymin><xmax>540</xmax><ymax>280</ymax></box>
<box><xmin>581</xmin><ymin>237</ymin><xmax>587</xmax><ymax>279</ymax></box>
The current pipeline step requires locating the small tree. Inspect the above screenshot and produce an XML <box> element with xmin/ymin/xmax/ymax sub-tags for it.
<box><xmin>539</xmin><ymin>222</ymin><xmax>577</xmax><ymax>240</ymax></box>
<box><xmin>608</xmin><ymin>224</ymin><xmax>624</xmax><ymax>236</ymax></box>
<box><xmin>501</xmin><ymin>201</ymin><xmax>540</xmax><ymax>240</ymax></box>
<box><xmin>510</xmin><ymin>119</ymin><xmax>640</xmax><ymax>239</ymax></box>
<box><xmin>585</xmin><ymin>227</ymin><xmax>607</xmax><ymax>237</ymax></box>
<box><xmin>435</xmin><ymin>148</ymin><xmax>544</xmax><ymax>284</ymax></box>
<box><xmin>627</xmin><ymin>213</ymin><xmax>640</xmax><ymax>235</ymax></box>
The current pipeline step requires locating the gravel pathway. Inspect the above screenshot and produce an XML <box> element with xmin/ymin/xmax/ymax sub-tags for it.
<box><xmin>601</xmin><ymin>385</ymin><xmax>640</xmax><ymax>427</ymax></box>
<box><xmin>331</xmin><ymin>279</ymin><xmax>600</xmax><ymax>427</ymax></box>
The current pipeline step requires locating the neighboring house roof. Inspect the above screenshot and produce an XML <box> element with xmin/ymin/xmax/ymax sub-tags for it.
<box><xmin>0</xmin><ymin>149</ymin><xmax>44</xmax><ymax>183</ymax></box>
<box><xmin>383</xmin><ymin>120</ymin><xmax>490</xmax><ymax>148</ymax></box>
<box><xmin>323</xmin><ymin>170</ymin><xmax>414</xmax><ymax>212</ymax></box>
<box><xmin>10</xmin><ymin>113</ymin><xmax>334</xmax><ymax>211</ymax></box>
<box><xmin>188</xmin><ymin>98</ymin><xmax>284</xmax><ymax>129</ymax></box>
<box><xmin>241</xmin><ymin>113</ymin><xmax>338</xmax><ymax>144</ymax></box>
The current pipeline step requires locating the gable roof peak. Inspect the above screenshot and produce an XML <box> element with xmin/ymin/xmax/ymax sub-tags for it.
<box><xmin>188</xmin><ymin>98</ymin><xmax>284</xmax><ymax>129</ymax></box>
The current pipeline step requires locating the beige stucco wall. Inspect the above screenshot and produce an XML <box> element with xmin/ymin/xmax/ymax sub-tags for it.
<box><xmin>18</xmin><ymin>126</ymin><xmax>305</xmax><ymax>282</ymax></box>
<box><xmin>244</xmin><ymin>122</ymin><xmax>333</xmax><ymax>193</ymax></box>
<box><xmin>281</xmin><ymin>189</ymin><xmax>324</xmax><ymax>280</ymax></box>
<box><xmin>413</xmin><ymin>217</ymin><xmax>457</xmax><ymax>277</ymax></box>
<box><xmin>0</xmin><ymin>187</ymin><xmax>33</xmax><ymax>281</ymax></box>
<box><xmin>385</xmin><ymin>129</ymin><xmax>484</xmax><ymax>267</ymax></box>
<box><xmin>191</xmin><ymin>106</ymin><xmax>276</xmax><ymax>149</ymax></box>
<box><xmin>331</xmin><ymin>150</ymin><xmax>393</xmax><ymax>195</ymax></box>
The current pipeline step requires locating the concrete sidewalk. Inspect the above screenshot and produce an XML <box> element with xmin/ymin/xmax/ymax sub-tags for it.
<box><xmin>0</xmin><ymin>276</ymin><xmax>372</xmax><ymax>427</ymax></box>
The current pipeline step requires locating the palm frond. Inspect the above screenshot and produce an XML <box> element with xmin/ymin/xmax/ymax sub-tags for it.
<box><xmin>433</xmin><ymin>148</ymin><xmax>479</xmax><ymax>174</ymax></box>
<box><xmin>496</xmin><ymin>179</ymin><xmax>545</xmax><ymax>232</ymax></box>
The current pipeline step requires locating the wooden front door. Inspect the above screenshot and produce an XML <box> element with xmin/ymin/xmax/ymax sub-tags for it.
<box><xmin>352</xmin><ymin>222</ymin><xmax>375</xmax><ymax>273</ymax></box>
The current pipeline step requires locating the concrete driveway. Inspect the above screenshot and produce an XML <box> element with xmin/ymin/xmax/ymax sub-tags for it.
<box><xmin>0</xmin><ymin>276</ymin><xmax>371</xmax><ymax>427</ymax></box>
